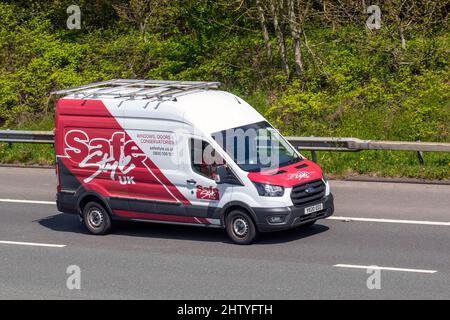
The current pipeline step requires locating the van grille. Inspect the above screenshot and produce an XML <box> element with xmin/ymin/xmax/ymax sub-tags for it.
<box><xmin>290</xmin><ymin>179</ymin><xmax>325</xmax><ymax>206</ymax></box>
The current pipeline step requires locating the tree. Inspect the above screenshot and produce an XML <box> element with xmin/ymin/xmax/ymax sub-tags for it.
<box><xmin>383</xmin><ymin>0</ymin><xmax>449</xmax><ymax>51</ymax></box>
<box><xmin>256</xmin><ymin>0</ymin><xmax>273</xmax><ymax>61</ymax></box>
<box><xmin>268</xmin><ymin>0</ymin><xmax>290</xmax><ymax>77</ymax></box>
<box><xmin>286</xmin><ymin>0</ymin><xmax>312</xmax><ymax>75</ymax></box>
<box><xmin>113</xmin><ymin>0</ymin><xmax>173</xmax><ymax>43</ymax></box>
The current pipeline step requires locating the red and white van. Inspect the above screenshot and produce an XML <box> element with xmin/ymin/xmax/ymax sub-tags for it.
<box><xmin>54</xmin><ymin>80</ymin><xmax>334</xmax><ymax>244</ymax></box>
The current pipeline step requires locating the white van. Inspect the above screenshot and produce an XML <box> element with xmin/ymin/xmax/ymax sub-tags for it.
<box><xmin>54</xmin><ymin>80</ymin><xmax>334</xmax><ymax>244</ymax></box>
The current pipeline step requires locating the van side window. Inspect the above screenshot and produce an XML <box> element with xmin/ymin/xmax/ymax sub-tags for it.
<box><xmin>190</xmin><ymin>138</ymin><xmax>224</xmax><ymax>180</ymax></box>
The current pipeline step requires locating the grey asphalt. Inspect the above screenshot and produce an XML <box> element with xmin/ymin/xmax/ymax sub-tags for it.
<box><xmin>0</xmin><ymin>167</ymin><xmax>449</xmax><ymax>299</ymax></box>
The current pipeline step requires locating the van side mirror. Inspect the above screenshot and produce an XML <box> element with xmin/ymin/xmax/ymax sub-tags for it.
<box><xmin>215</xmin><ymin>165</ymin><xmax>240</xmax><ymax>185</ymax></box>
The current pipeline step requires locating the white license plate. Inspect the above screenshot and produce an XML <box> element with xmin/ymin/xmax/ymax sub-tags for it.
<box><xmin>304</xmin><ymin>203</ymin><xmax>323</xmax><ymax>215</ymax></box>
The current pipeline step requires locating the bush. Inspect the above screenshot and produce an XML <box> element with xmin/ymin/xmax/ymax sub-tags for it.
<box><xmin>0</xmin><ymin>2</ymin><xmax>448</xmax><ymax>178</ymax></box>
<box><xmin>266</xmin><ymin>27</ymin><xmax>450</xmax><ymax>143</ymax></box>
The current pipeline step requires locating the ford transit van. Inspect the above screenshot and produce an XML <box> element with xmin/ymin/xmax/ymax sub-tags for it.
<box><xmin>54</xmin><ymin>79</ymin><xmax>334</xmax><ymax>244</ymax></box>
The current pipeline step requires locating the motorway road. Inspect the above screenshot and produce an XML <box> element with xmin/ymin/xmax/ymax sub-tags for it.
<box><xmin>0</xmin><ymin>167</ymin><xmax>449</xmax><ymax>299</ymax></box>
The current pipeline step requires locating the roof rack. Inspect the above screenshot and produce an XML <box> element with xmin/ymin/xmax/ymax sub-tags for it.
<box><xmin>51</xmin><ymin>79</ymin><xmax>221</xmax><ymax>100</ymax></box>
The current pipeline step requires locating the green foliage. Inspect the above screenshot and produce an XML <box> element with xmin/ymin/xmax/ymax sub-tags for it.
<box><xmin>0</xmin><ymin>1</ymin><xmax>448</xmax><ymax>178</ymax></box>
<box><xmin>267</xmin><ymin>27</ymin><xmax>450</xmax><ymax>144</ymax></box>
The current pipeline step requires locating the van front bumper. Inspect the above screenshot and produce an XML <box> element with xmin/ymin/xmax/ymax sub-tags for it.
<box><xmin>254</xmin><ymin>194</ymin><xmax>334</xmax><ymax>232</ymax></box>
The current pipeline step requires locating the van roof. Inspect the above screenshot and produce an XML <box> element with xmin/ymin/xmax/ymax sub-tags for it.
<box><xmin>54</xmin><ymin>79</ymin><xmax>265</xmax><ymax>134</ymax></box>
<box><xmin>52</xmin><ymin>79</ymin><xmax>222</xmax><ymax>99</ymax></box>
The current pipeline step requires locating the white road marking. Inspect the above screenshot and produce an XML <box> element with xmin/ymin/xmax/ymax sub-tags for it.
<box><xmin>334</xmin><ymin>264</ymin><xmax>437</xmax><ymax>274</ymax></box>
<box><xmin>0</xmin><ymin>199</ymin><xmax>55</xmax><ymax>205</ymax></box>
<box><xmin>327</xmin><ymin>216</ymin><xmax>450</xmax><ymax>226</ymax></box>
<box><xmin>0</xmin><ymin>240</ymin><xmax>66</xmax><ymax>248</ymax></box>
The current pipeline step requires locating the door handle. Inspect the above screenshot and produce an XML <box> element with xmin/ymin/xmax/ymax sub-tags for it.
<box><xmin>186</xmin><ymin>179</ymin><xmax>197</xmax><ymax>185</ymax></box>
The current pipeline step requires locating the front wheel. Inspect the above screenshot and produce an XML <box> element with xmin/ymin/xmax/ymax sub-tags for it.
<box><xmin>225</xmin><ymin>210</ymin><xmax>258</xmax><ymax>245</ymax></box>
<box><xmin>82</xmin><ymin>201</ymin><xmax>112</xmax><ymax>235</ymax></box>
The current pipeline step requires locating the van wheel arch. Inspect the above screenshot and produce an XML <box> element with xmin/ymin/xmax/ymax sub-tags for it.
<box><xmin>78</xmin><ymin>193</ymin><xmax>112</xmax><ymax>218</ymax></box>
<box><xmin>222</xmin><ymin>203</ymin><xmax>257</xmax><ymax>227</ymax></box>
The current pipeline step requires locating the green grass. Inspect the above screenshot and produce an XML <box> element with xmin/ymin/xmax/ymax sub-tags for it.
<box><xmin>0</xmin><ymin>116</ymin><xmax>54</xmax><ymax>165</ymax></box>
<box><xmin>0</xmin><ymin>143</ymin><xmax>53</xmax><ymax>166</ymax></box>
<box><xmin>311</xmin><ymin>150</ymin><xmax>450</xmax><ymax>180</ymax></box>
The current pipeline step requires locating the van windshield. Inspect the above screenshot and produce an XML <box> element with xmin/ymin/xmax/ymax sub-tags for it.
<box><xmin>212</xmin><ymin>121</ymin><xmax>302</xmax><ymax>172</ymax></box>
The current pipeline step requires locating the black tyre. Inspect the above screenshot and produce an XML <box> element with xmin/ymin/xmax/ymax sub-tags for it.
<box><xmin>225</xmin><ymin>210</ymin><xmax>258</xmax><ymax>245</ymax></box>
<box><xmin>82</xmin><ymin>201</ymin><xmax>112</xmax><ymax>235</ymax></box>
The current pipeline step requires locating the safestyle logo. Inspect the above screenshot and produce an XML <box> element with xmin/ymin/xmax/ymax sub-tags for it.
<box><xmin>64</xmin><ymin>130</ymin><xmax>146</xmax><ymax>184</ymax></box>
<box><xmin>287</xmin><ymin>171</ymin><xmax>316</xmax><ymax>181</ymax></box>
<box><xmin>196</xmin><ymin>185</ymin><xmax>220</xmax><ymax>201</ymax></box>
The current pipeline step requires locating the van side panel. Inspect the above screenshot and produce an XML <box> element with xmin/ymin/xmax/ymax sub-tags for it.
<box><xmin>55</xmin><ymin>98</ymin><xmax>198</xmax><ymax>222</ymax></box>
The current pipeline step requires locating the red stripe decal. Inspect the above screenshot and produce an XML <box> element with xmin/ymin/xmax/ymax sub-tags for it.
<box><xmin>114</xmin><ymin>210</ymin><xmax>209</xmax><ymax>224</ymax></box>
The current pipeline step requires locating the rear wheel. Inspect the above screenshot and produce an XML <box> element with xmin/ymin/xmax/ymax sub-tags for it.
<box><xmin>225</xmin><ymin>210</ymin><xmax>258</xmax><ymax>245</ymax></box>
<box><xmin>82</xmin><ymin>201</ymin><xmax>112</xmax><ymax>235</ymax></box>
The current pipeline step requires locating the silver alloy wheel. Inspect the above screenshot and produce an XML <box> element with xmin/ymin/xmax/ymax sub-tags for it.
<box><xmin>232</xmin><ymin>216</ymin><xmax>249</xmax><ymax>238</ymax></box>
<box><xmin>88</xmin><ymin>208</ymin><xmax>104</xmax><ymax>229</ymax></box>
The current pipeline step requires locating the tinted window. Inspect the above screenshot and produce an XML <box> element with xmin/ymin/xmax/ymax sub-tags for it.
<box><xmin>189</xmin><ymin>138</ymin><xmax>224</xmax><ymax>180</ymax></box>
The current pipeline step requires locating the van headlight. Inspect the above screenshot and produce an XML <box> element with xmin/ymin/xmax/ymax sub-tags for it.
<box><xmin>323</xmin><ymin>174</ymin><xmax>331</xmax><ymax>196</ymax></box>
<box><xmin>253</xmin><ymin>183</ymin><xmax>284</xmax><ymax>197</ymax></box>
